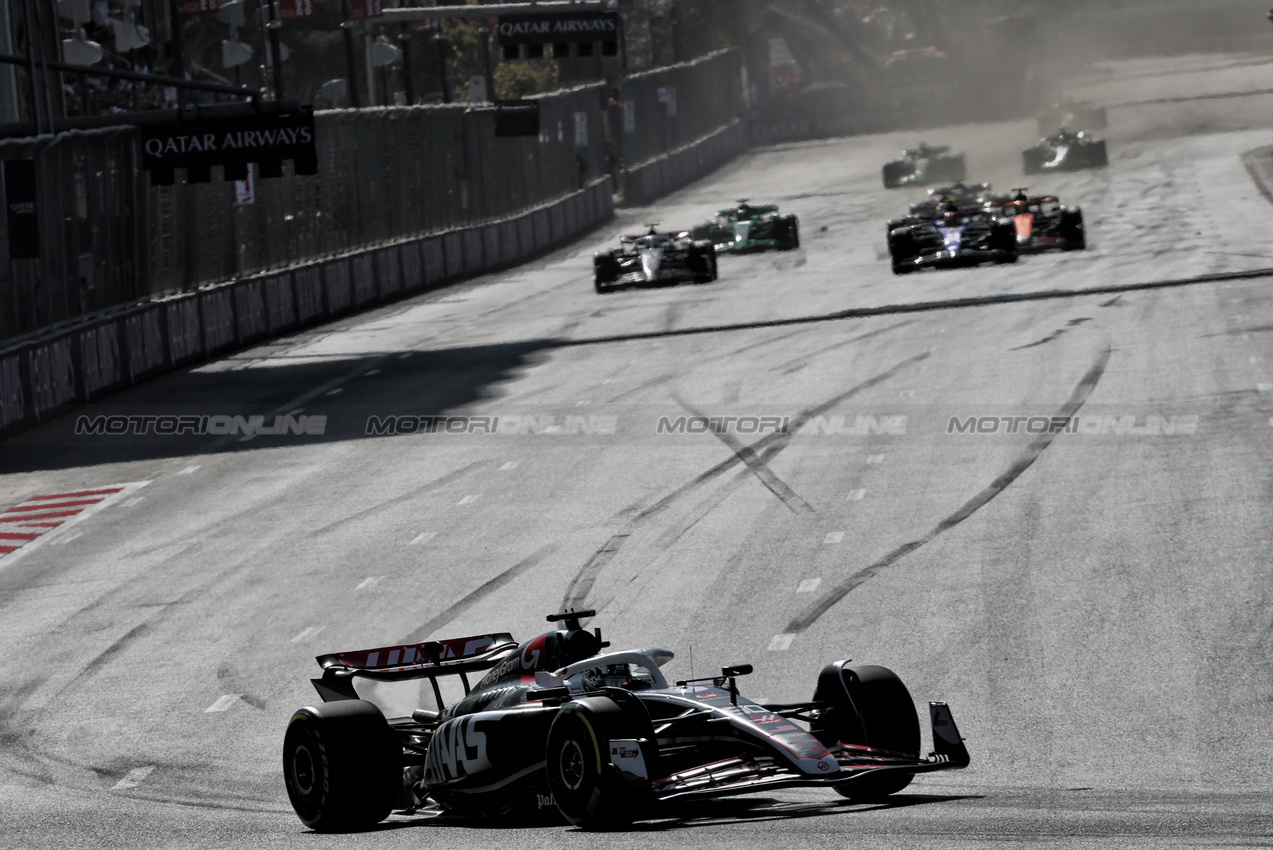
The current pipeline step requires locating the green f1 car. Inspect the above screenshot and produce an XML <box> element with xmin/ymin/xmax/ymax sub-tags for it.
<box><xmin>691</xmin><ymin>201</ymin><xmax>800</xmax><ymax>253</ymax></box>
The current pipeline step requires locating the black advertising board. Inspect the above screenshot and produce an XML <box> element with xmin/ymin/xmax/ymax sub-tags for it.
<box><xmin>497</xmin><ymin>13</ymin><xmax>619</xmax><ymax>46</ymax></box>
<box><xmin>139</xmin><ymin>107</ymin><xmax>318</xmax><ymax>185</ymax></box>
<box><xmin>4</xmin><ymin>160</ymin><xmax>39</xmax><ymax>260</ymax></box>
<box><xmin>493</xmin><ymin>100</ymin><xmax>540</xmax><ymax>137</ymax></box>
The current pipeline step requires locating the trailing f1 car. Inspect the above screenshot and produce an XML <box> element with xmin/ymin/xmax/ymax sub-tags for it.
<box><xmin>882</xmin><ymin>143</ymin><xmax>967</xmax><ymax>189</ymax></box>
<box><xmin>282</xmin><ymin>609</ymin><xmax>970</xmax><ymax>832</ymax></box>
<box><xmin>1023</xmin><ymin>130</ymin><xmax>1108</xmax><ymax>175</ymax></box>
<box><xmin>888</xmin><ymin>182</ymin><xmax>994</xmax><ymax>231</ymax></box>
<box><xmin>984</xmin><ymin>189</ymin><xmax>1086</xmax><ymax>253</ymax></box>
<box><xmin>888</xmin><ymin>201</ymin><xmax>1017</xmax><ymax>274</ymax></box>
<box><xmin>690</xmin><ymin>201</ymin><xmax>800</xmax><ymax>253</ymax></box>
<box><xmin>1037</xmin><ymin>100</ymin><xmax>1108</xmax><ymax>136</ymax></box>
<box><xmin>594</xmin><ymin>226</ymin><xmax>717</xmax><ymax>293</ymax></box>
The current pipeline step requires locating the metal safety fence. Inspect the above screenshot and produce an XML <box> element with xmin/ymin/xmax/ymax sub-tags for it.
<box><xmin>148</xmin><ymin>82</ymin><xmax>609</xmax><ymax>294</ymax></box>
<box><xmin>616</xmin><ymin>49</ymin><xmax>742</xmax><ymax>171</ymax></box>
<box><xmin>1</xmin><ymin>51</ymin><xmax>747</xmax><ymax>350</ymax></box>
<box><xmin>0</xmin><ymin>127</ymin><xmax>148</xmax><ymax>343</ymax></box>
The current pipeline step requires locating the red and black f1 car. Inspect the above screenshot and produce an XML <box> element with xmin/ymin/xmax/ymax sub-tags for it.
<box><xmin>984</xmin><ymin>189</ymin><xmax>1086</xmax><ymax>253</ymax></box>
<box><xmin>594</xmin><ymin>227</ymin><xmax>718</xmax><ymax>293</ymax></box>
<box><xmin>282</xmin><ymin>610</ymin><xmax>970</xmax><ymax>831</ymax></box>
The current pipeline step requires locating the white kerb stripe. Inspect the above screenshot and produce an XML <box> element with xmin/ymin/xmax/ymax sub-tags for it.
<box><xmin>291</xmin><ymin>626</ymin><xmax>324</xmax><ymax>643</ymax></box>
<box><xmin>205</xmin><ymin>694</ymin><xmax>242</xmax><ymax>713</ymax></box>
<box><xmin>499</xmin><ymin>461</ymin><xmax>520</xmax><ymax>471</ymax></box>
<box><xmin>177</xmin><ymin>466</ymin><xmax>200</xmax><ymax>475</ymax></box>
<box><xmin>458</xmin><ymin>494</ymin><xmax>480</xmax><ymax>505</ymax></box>
<box><xmin>768</xmin><ymin>634</ymin><xmax>795</xmax><ymax>651</ymax></box>
<box><xmin>113</xmin><ymin>766</ymin><xmax>155</xmax><ymax>790</ymax></box>
<box><xmin>356</xmin><ymin>576</ymin><xmax>386</xmax><ymax>590</ymax></box>
<box><xmin>797</xmin><ymin>578</ymin><xmax>821</xmax><ymax>593</ymax></box>
<box><xmin>823</xmin><ymin>531</ymin><xmax>844</xmax><ymax>544</ymax></box>
<box><xmin>847</xmin><ymin>489</ymin><xmax>866</xmax><ymax>501</ymax></box>
<box><xmin>410</xmin><ymin>533</ymin><xmax>437</xmax><ymax>545</ymax></box>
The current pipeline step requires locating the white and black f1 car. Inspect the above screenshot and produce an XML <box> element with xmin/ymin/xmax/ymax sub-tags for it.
<box><xmin>594</xmin><ymin>226</ymin><xmax>718</xmax><ymax>293</ymax></box>
<box><xmin>1023</xmin><ymin>130</ymin><xmax>1108</xmax><ymax>175</ymax></box>
<box><xmin>888</xmin><ymin>202</ymin><xmax>1017</xmax><ymax>274</ymax></box>
<box><xmin>282</xmin><ymin>610</ymin><xmax>970</xmax><ymax>831</ymax></box>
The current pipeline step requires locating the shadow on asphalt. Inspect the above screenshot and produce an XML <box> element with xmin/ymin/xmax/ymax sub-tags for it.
<box><xmin>349</xmin><ymin>793</ymin><xmax>983</xmax><ymax>834</ymax></box>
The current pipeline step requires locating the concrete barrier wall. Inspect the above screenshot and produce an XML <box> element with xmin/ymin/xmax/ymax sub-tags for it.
<box><xmin>623</xmin><ymin>120</ymin><xmax>748</xmax><ymax>207</ymax></box>
<box><xmin>0</xmin><ymin>176</ymin><xmax>615</xmax><ymax>440</ymax></box>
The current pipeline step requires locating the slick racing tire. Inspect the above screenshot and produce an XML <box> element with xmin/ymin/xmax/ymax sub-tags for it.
<box><xmin>689</xmin><ymin>241</ymin><xmax>718</xmax><ymax>283</ymax></box>
<box><xmin>811</xmin><ymin>663</ymin><xmax>920</xmax><ymax>801</ymax></box>
<box><xmin>778</xmin><ymin>216</ymin><xmax>800</xmax><ymax>250</ymax></box>
<box><xmin>882</xmin><ymin>161</ymin><xmax>909</xmax><ymax>189</ymax></box>
<box><xmin>1060</xmin><ymin>209</ymin><xmax>1087</xmax><ymax>250</ymax></box>
<box><xmin>546</xmin><ymin>696</ymin><xmax>654</xmax><ymax>830</ymax></box>
<box><xmin>283</xmin><ymin>700</ymin><xmax>401</xmax><ymax>832</ymax></box>
<box><xmin>1088</xmin><ymin>139</ymin><xmax>1109</xmax><ymax>169</ymax></box>
<box><xmin>594</xmin><ymin>254</ymin><xmax>620</xmax><ymax>294</ymax></box>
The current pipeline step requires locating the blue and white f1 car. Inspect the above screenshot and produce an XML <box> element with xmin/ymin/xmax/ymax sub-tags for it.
<box><xmin>282</xmin><ymin>609</ymin><xmax>970</xmax><ymax>831</ymax></box>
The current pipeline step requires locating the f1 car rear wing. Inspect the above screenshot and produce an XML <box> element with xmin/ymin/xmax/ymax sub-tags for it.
<box><xmin>311</xmin><ymin>632</ymin><xmax>518</xmax><ymax>703</ymax></box>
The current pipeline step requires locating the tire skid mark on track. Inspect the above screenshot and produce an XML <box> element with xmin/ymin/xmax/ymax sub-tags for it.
<box><xmin>53</xmin><ymin>623</ymin><xmax>149</xmax><ymax>700</ymax></box>
<box><xmin>670</xmin><ymin>392</ymin><xmax>814</xmax><ymax>515</ymax></box>
<box><xmin>401</xmin><ymin>542</ymin><xmax>561</xmax><ymax>644</ymax></box>
<box><xmin>311</xmin><ymin>460</ymin><xmax>488</xmax><ymax>536</ymax></box>
<box><xmin>561</xmin><ymin>351</ymin><xmax>931</xmax><ymax>611</ymax></box>
<box><xmin>784</xmin><ymin>344</ymin><xmax>1112</xmax><ymax>635</ymax></box>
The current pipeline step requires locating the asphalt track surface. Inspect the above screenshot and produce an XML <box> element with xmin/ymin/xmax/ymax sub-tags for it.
<box><xmin>3</xmin><ymin>54</ymin><xmax>1273</xmax><ymax>849</ymax></box>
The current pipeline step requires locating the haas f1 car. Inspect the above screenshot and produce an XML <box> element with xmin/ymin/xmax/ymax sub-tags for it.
<box><xmin>594</xmin><ymin>227</ymin><xmax>717</xmax><ymax>293</ymax></box>
<box><xmin>1023</xmin><ymin>130</ymin><xmax>1108</xmax><ymax>175</ymax></box>
<box><xmin>888</xmin><ymin>202</ymin><xmax>1017</xmax><ymax>275</ymax></box>
<box><xmin>283</xmin><ymin>610</ymin><xmax>970</xmax><ymax>831</ymax></box>
<box><xmin>985</xmin><ymin>190</ymin><xmax>1086</xmax><ymax>253</ymax></box>
<box><xmin>691</xmin><ymin>201</ymin><xmax>800</xmax><ymax>253</ymax></box>
<box><xmin>882</xmin><ymin>143</ymin><xmax>967</xmax><ymax>189</ymax></box>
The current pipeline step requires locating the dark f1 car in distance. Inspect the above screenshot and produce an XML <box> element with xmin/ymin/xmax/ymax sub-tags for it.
<box><xmin>984</xmin><ymin>189</ymin><xmax>1086</xmax><ymax>253</ymax></box>
<box><xmin>887</xmin><ymin>182</ymin><xmax>994</xmax><ymax>232</ymax></box>
<box><xmin>1037</xmin><ymin>100</ymin><xmax>1108</xmax><ymax>136</ymax></box>
<box><xmin>1023</xmin><ymin>130</ymin><xmax>1108</xmax><ymax>175</ymax></box>
<box><xmin>882</xmin><ymin>143</ymin><xmax>967</xmax><ymax>189</ymax></box>
<box><xmin>282</xmin><ymin>609</ymin><xmax>970</xmax><ymax>832</ymax></box>
<box><xmin>888</xmin><ymin>201</ymin><xmax>1017</xmax><ymax>274</ymax></box>
<box><xmin>690</xmin><ymin>200</ymin><xmax>800</xmax><ymax>253</ymax></box>
<box><xmin>594</xmin><ymin>226</ymin><xmax>717</xmax><ymax>293</ymax></box>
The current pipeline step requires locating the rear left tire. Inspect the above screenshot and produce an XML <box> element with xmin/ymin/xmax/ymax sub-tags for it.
<box><xmin>283</xmin><ymin>701</ymin><xmax>401</xmax><ymax>832</ymax></box>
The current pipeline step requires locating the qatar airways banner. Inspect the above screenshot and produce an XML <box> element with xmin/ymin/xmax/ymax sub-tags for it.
<box><xmin>497</xmin><ymin>12</ymin><xmax>618</xmax><ymax>45</ymax></box>
<box><xmin>139</xmin><ymin>108</ymin><xmax>318</xmax><ymax>184</ymax></box>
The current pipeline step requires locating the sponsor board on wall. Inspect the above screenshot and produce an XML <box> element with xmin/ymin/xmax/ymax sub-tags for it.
<box><xmin>139</xmin><ymin>107</ymin><xmax>318</xmax><ymax>185</ymax></box>
<box><xmin>4</xmin><ymin>160</ymin><xmax>38</xmax><ymax>259</ymax></box>
<box><xmin>497</xmin><ymin>12</ymin><xmax>618</xmax><ymax>45</ymax></box>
